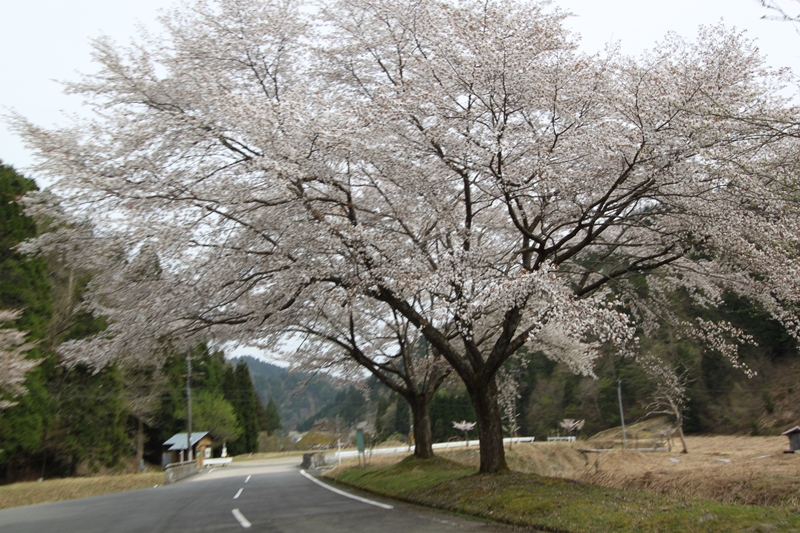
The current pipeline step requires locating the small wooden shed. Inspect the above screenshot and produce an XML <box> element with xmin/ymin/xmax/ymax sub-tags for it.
<box><xmin>162</xmin><ymin>432</ymin><xmax>213</xmax><ymax>467</ymax></box>
<box><xmin>782</xmin><ymin>426</ymin><xmax>800</xmax><ymax>452</ymax></box>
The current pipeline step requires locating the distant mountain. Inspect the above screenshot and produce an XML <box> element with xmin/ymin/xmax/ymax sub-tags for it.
<box><xmin>295</xmin><ymin>386</ymin><xmax>371</xmax><ymax>432</ymax></box>
<box><xmin>231</xmin><ymin>356</ymin><xmax>341</xmax><ymax>431</ymax></box>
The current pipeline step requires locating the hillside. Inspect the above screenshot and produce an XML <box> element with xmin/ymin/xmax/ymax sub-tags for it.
<box><xmin>232</xmin><ymin>356</ymin><xmax>341</xmax><ymax>430</ymax></box>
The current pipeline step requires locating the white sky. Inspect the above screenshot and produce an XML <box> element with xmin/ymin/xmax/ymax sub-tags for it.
<box><xmin>2</xmin><ymin>1</ymin><xmax>798</xmax><ymax>176</ymax></box>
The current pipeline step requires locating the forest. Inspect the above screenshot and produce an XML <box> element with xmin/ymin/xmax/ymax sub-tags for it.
<box><xmin>0</xmin><ymin>162</ymin><xmax>280</xmax><ymax>483</ymax></box>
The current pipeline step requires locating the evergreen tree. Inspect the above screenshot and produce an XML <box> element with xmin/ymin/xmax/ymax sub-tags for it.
<box><xmin>263</xmin><ymin>397</ymin><xmax>281</xmax><ymax>435</ymax></box>
<box><xmin>225</xmin><ymin>361</ymin><xmax>261</xmax><ymax>454</ymax></box>
<box><xmin>0</xmin><ymin>163</ymin><xmax>55</xmax><ymax>481</ymax></box>
<box><xmin>394</xmin><ymin>397</ymin><xmax>410</xmax><ymax>437</ymax></box>
<box><xmin>45</xmin><ymin>364</ymin><xmax>128</xmax><ymax>474</ymax></box>
<box><xmin>153</xmin><ymin>345</ymin><xmax>243</xmax><ymax>449</ymax></box>
<box><xmin>0</xmin><ymin>163</ymin><xmax>51</xmax><ymax>338</ymax></box>
<box><xmin>0</xmin><ymin>367</ymin><xmax>52</xmax><ymax>482</ymax></box>
<box><xmin>429</xmin><ymin>390</ymin><xmax>475</xmax><ymax>442</ymax></box>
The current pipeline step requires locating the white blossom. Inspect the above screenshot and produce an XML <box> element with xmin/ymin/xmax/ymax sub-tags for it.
<box><xmin>12</xmin><ymin>0</ymin><xmax>800</xmax><ymax>472</ymax></box>
<box><xmin>0</xmin><ymin>310</ymin><xmax>39</xmax><ymax>408</ymax></box>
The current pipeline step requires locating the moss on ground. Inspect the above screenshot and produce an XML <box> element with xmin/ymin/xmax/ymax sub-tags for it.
<box><xmin>330</xmin><ymin>457</ymin><xmax>800</xmax><ymax>533</ymax></box>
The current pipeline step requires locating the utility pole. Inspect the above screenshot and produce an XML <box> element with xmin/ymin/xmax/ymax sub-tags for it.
<box><xmin>617</xmin><ymin>378</ymin><xmax>627</xmax><ymax>449</ymax></box>
<box><xmin>186</xmin><ymin>354</ymin><xmax>193</xmax><ymax>462</ymax></box>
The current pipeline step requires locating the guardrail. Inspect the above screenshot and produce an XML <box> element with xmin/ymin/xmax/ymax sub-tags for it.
<box><xmin>203</xmin><ymin>457</ymin><xmax>233</xmax><ymax>467</ymax></box>
<box><xmin>164</xmin><ymin>461</ymin><xmax>198</xmax><ymax>484</ymax></box>
<box><xmin>324</xmin><ymin>436</ymin><xmax>535</xmax><ymax>463</ymax></box>
<box><xmin>302</xmin><ymin>452</ymin><xmax>327</xmax><ymax>469</ymax></box>
<box><xmin>547</xmin><ymin>436</ymin><xmax>576</xmax><ymax>442</ymax></box>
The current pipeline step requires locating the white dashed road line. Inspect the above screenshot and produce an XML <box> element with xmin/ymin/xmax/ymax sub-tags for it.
<box><xmin>299</xmin><ymin>469</ymin><xmax>394</xmax><ymax>510</ymax></box>
<box><xmin>245</xmin><ymin>475</ymin><xmax>251</xmax><ymax>483</ymax></box>
<box><xmin>233</xmin><ymin>488</ymin><xmax>243</xmax><ymax>500</ymax></box>
<box><xmin>232</xmin><ymin>508</ymin><xmax>252</xmax><ymax>529</ymax></box>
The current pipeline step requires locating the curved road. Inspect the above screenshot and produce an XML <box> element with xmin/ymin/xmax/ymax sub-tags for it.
<box><xmin>0</xmin><ymin>457</ymin><xmax>522</xmax><ymax>532</ymax></box>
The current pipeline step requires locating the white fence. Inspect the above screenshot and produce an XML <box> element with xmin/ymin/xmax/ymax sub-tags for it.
<box><xmin>203</xmin><ymin>457</ymin><xmax>233</xmax><ymax>467</ymax></box>
<box><xmin>325</xmin><ymin>436</ymin><xmax>535</xmax><ymax>463</ymax></box>
<box><xmin>546</xmin><ymin>436</ymin><xmax>576</xmax><ymax>442</ymax></box>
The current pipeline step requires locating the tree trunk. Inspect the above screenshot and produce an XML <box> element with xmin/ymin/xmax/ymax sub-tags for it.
<box><xmin>670</xmin><ymin>400</ymin><xmax>688</xmax><ymax>454</ymax></box>
<box><xmin>677</xmin><ymin>422</ymin><xmax>688</xmax><ymax>454</ymax></box>
<box><xmin>409</xmin><ymin>396</ymin><xmax>434</xmax><ymax>459</ymax></box>
<box><xmin>468</xmin><ymin>378</ymin><xmax>509</xmax><ymax>474</ymax></box>
<box><xmin>135</xmin><ymin>417</ymin><xmax>146</xmax><ymax>471</ymax></box>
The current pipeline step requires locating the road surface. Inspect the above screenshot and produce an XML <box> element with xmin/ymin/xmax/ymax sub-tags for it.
<box><xmin>0</xmin><ymin>457</ymin><xmax>527</xmax><ymax>532</ymax></box>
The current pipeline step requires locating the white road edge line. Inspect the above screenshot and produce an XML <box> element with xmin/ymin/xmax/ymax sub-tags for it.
<box><xmin>231</xmin><ymin>508</ymin><xmax>252</xmax><ymax>529</ymax></box>
<box><xmin>233</xmin><ymin>488</ymin><xmax>243</xmax><ymax>500</ymax></box>
<box><xmin>299</xmin><ymin>469</ymin><xmax>394</xmax><ymax>510</ymax></box>
<box><xmin>245</xmin><ymin>475</ymin><xmax>251</xmax><ymax>483</ymax></box>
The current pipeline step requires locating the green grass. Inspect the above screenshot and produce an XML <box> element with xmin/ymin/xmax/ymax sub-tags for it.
<box><xmin>334</xmin><ymin>456</ymin><xmax>473</xmax><ymax>496</ymax></box>
<box><xmin>330</xmin><ymin>457</ymin><xmax>800</xmax><ymax>533</ymax></box>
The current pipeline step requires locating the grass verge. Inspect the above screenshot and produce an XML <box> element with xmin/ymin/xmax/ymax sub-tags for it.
<box><xmin>0</xmin><ymin>472</ymin><xmax>164</xmax><ymax>510</ymax></box>
<box><xmin>329</xmin><ymin>457</ymin><xmax>800</xmax><ymax>532</ymax></box>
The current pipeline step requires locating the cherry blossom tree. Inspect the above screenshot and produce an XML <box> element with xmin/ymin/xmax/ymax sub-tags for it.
<box><xmin>276</xmin><ymin>297</ymin><xmax>453</xmax><ymax>458</ymax></box>
<box><xmin>559</xmin><ymin>418</ymin><xmax>585</xmax><ymax>435</ymax></box>
<box><xmin>452</xmin><ymin>420</ymin><xmax>476</xmax><ymax>444</ymax></box>
<box><xmin>0</xmin><ymin>310</ymin><xmax>39</xmax><ymax>408</ymax></box>
<box><xmin>13</xmin><ymin>0</ymin><xmax>800</xmax><ymax>474</ymax></box>
<box><xmin>306</xmin><ymin>0</ymin><xmax>798</xmax><ymax>472</ymax></box>
<box><xmin>758</xmin><ymin>0</ymin><xmax>800</xmax><ymax>26</ymax></box>
<box><xmin>640</xmin><ymin>356</ymin><xmax>690</xmax><ymax>453</ymax></box>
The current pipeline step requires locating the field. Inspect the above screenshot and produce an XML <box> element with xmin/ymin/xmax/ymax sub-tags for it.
<box><xmin>352</xmin><ymin>422</ymin><xmax>800</xmax><ymax>508</ymax></box>
<box><xmin>331</xmin><ymin>433</ymin><xmax>800</xmax><ymax>532</ymax></box>
<box><xmin>0</xmin><ymin>472</ymin><xmax>164</xmax><ymax>510</ymax></box>
<box><xmin>436</xmin><ymin>435</ymin><xmax>800</xmax><ymax>507</ymax></box>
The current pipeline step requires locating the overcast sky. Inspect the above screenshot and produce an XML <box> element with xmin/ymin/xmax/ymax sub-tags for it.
<box><xmin>2</xmin><ymin>0</ymin><xmax>799</xmax><ymax>177</ymax></box>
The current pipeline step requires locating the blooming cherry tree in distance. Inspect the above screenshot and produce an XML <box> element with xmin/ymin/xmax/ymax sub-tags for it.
<box><xmin>559</xmin><ymin>419</ymin><xmax>585</xmax><ymax>436</ymax></box>
<box><xmin>0</xmin><ymin>310</ymin><xmax>39</xmax><ymax>408</ymax></box>
<box><xmin>14</xmin><ymin>0</ymin><xmax>800</xmax><ymax>473</ymax></box>
<box><xmin>278</xmin><ymin>297</ymin><xmax>453</xmax><ymax>458</ymax></box>
<box><xmin>453</xmin><ymin>420</ymin><xmax>476</xmax><ymax>445</ymax></box>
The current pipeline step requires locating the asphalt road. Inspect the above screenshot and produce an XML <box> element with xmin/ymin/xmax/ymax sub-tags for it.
<box><xmin>0</xmin><ymin>457</ymin><xmax>525</xmax><ymax>532</ymax></box>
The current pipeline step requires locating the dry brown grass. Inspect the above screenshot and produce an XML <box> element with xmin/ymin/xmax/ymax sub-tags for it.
<box><xmin>0</xmin><ymin>472</ymin><xmax>164</xmax><ymax>510</ymax></box>
<box><xmin>579</xmin><ymin>436</ymin><xmax>800</xmax><ymax>506</ymax></box>
<box><xmin>468</xmin><ymin>435</ymin><xmax>800</xmax><ymax>507</ymax></box>
<box><xmin>332</xmin><ymin>430</ymin><xmax>800</xmax><ymax>507</ymax></box>
<box><xmin>231</xmin><ymin>451</ymin><xmax>304</xmax><ymax>462</ymax></box>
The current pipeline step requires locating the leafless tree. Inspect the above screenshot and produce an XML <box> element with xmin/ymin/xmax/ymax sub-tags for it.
<box><xmin>641</xmin><ymin>356</ymin><xmax>690</xmax><ymax>454</ymax></box>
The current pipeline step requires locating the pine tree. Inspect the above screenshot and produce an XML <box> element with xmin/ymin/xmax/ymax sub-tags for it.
<box><xmin>263</xmin><ymin>397</ymin><xmax>281</xmax><ymax>435</ymax></box>
<box><xmin>47</xmin><ymin>364</ymin><xmax>128</xmax><ymax>474</ymax></box>
<box><xmin>223</xmin><ymin>361</ymin><xmax>262</xmax><ymax>454</ymax></box>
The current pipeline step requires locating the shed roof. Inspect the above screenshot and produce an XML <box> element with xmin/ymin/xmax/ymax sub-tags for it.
<box><xmin>163</xmin><ymin>432</ymin><xmax>210</xmax><ymax>451</ymax></box>
<box><xmin>782</xmin><ymin>426</ymin><xmax>800</xmax><ymax>436</ymax></box>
